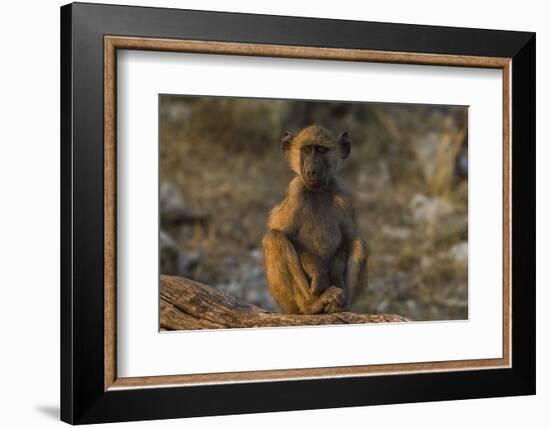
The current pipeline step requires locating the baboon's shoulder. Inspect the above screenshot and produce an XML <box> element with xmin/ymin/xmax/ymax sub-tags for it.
<box><xmin>267</xmin><ymin>178</ymin><xmax>304</xmax><ymax>231</ymax></box>
<box><xmin>331</xmin><ymin>180</ymin><xmax>353</xmax><ymax>209</ymax></box>
<box><xmin>268</xmin><ymin>198</ymin><xmax>294</xmax><ymax>231</ymax></box>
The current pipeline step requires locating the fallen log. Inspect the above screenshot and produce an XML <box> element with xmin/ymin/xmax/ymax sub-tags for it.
<box><xmin>160</xmin><ymin>275</ymin><xmax>408</xmax><ymax>330</ymax></box>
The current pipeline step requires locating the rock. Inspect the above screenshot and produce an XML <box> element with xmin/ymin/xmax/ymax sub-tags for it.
<box><xmin>421</xmin><ymin>256</ymin><xmax>433</xmax><ymax>269</ymax></box>
<box><xmin>355</xmin><ymin>161</ymin><xmax>392</xmax><ymax>202</ymax></box>
<box><xmin>448</xmin><ymin>241</ymin><xmax>468</xmax><ymax>264</ymax></box>
<box><xmin>160</xmin><ymin>182</ymin><xmax>185</xmax><ymax>213</ymax></box>
<box><xmin>412</xmin><ymin>133</ymin><xmax>440</xmax><ymax>182</ymax></box>
<box><xmin>160</xmin><ymin>182</ymin><xmax>210</xmax><ymax>228</ymax></box>
<box><xmin>161</xmin><ymin>99</ymin><xmax>193</xmax><ymax>125</ymax></box>
<box><xmin>409</xmin><ymin>193</ymin><xmax>452</xmax><ymax>223</ymax></box>
<box><xmin>249</xmin><ymin>247</ymin><xmax>264</xmax><ymax>262</ymax></box>
<box><xmin>160</xmin><ymin>229</ymin><xmax>180</xmax><ymax>275</ymax></box>
<box><xmin>160</xmin><ymin>228</ymin><xmax>203</xmax><ymax>277</ymax></box>
<box><xmin>178</xmin><ymin>250</ymin><xmax>201</xmax><ymax>276</ymax></box>
<box><xmin>381</xmin><ymin>225</ymin><xmax>411</xmax><ymax>240</ymax></box>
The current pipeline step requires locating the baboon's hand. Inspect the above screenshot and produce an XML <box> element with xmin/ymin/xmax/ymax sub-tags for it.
<box><xmin>321</xmin><ymin>287</ymin><xmax>346</xmax><ymax>314</ymax></box>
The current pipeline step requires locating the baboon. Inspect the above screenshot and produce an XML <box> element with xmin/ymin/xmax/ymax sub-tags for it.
<box><xmin>262</xmin><ymin>125</ymin><xmax>368</xmax><ymax>314</ymax></box>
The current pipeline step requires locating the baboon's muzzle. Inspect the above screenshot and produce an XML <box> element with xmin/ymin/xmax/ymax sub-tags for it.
<box><xmin>302</xmin><ymin>154</ymin><xmax>327</xmax><ymax>191</ymax></box>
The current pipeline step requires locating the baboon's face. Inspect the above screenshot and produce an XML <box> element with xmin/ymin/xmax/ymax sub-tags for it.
<box><xmin>281</xmin><ymin>125</ymin><xmax>351</xmax><ymax>191</ymax></box>
<box><xmin>299</xmin><ymin>142</ymin><xmax>332</xmax><ymax>191</ymax></box>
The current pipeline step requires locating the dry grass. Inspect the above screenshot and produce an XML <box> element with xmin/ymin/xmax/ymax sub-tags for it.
<box><xmin>160</xmin><ymin>95</ymin><xmax>468</xmax><ymax>321</ymax></box>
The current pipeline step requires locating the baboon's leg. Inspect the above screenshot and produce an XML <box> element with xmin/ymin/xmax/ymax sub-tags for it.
<box><xmin>262</xmin><ymin>230</ymin><xmax>344</xmax><ymax>314</ymax></box>
<box><xmin>329</xmin><ymin>247</ymin><xmax>347</xmax><ymax>289</ymax></box>
<box><xmin>309</xmin><ymin>269</ymin><xmax>330</xmax><ymax>296</ymax></box>
<box><xmin>298</xmin><ymin>250</ymin><xmax>330</xmax><ymax>295</ymax></box>
<box><xmin>263</xmin><ymin>230</ymin><xmax>312</xmax><ymax>314</ymax></box>
<box><xmin>344</xmin><ymin>238</ymin><xmax>368</xmax><ymax>306</ymax></box>
<box><xmin>319</xmin><ymin>249</ymin><xmax>347</xmax><ymax>314</ymax></box>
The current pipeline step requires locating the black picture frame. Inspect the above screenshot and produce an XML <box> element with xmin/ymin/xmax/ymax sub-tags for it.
<box><xmin>61</xmin><ymin>2</ymin><xmax>535</xmax><ymax>424</ymax></box>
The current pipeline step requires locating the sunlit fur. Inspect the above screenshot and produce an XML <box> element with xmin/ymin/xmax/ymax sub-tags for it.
<box><xmin>263</xmin><ymin>125</ymin><xmax>368</xmax><ymax>314</ymax></box>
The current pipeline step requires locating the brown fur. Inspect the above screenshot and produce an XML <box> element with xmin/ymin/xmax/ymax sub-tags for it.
<box><xmin>262</xmin><ymin>125</ymin><xmax>368</xmax><ymax>314</ymax></box>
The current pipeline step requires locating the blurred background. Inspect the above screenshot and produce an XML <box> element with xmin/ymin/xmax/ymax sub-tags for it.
<box><xmin>159</xmin><ymin>95</ymin><xmax>468</xmax><ymax>321</ymax></box>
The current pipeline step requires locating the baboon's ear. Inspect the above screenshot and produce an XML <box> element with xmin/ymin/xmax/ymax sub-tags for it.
<box><xmin>281</xmin><ymin>131</ymin><xmax>294</xmax><ymax>154</ymax></box>
<box><xmin>338</xmin><ymin>131</ymin><xmax>351</xmax><ymax>159</ymax></box>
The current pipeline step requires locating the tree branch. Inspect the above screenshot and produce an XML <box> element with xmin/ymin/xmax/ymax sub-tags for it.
<box><xmin>160</xmin><ymin>275</ymin><xmax>408</xmax><ymax>330</ymax></box>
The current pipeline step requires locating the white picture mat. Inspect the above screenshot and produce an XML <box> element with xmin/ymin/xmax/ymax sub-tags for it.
<box><xmin>117</xmin><ymin>50</ymin><xmax>503</xmax><ymax>378</ymax></box>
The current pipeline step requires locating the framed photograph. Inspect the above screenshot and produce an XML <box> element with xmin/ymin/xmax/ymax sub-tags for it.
<box><xmin>60</xmin><ymin>2</ymin><xmax>535</xmax><ymax>424</ymax></box>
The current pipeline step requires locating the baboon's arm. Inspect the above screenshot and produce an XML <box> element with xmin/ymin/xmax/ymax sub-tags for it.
<box><xmin>344</xmin><ymin>238</ymin><xmax>368</xmax><ymax>306</ymax></box>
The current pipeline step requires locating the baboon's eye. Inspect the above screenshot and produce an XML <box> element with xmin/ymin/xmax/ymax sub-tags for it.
<box><xmin>315</xmin><ymin>146</ymin><xmax>329</xmax><ymax>154</ymax></box>
<box><xmin>302</xmin><ymin>145</ymin><xmax>313</xmax><ymax>154</ymax></box>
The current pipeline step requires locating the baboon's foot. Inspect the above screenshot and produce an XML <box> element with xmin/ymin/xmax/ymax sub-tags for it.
<box><xmin>311</xmin><ymin>287</ymin><xmax>345</xmax><ymax>314</ymax></box>
<box><xmin>324</xmin><ymin>299</ymin><xmax>346</xmax><ymax>314</ymax></box>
